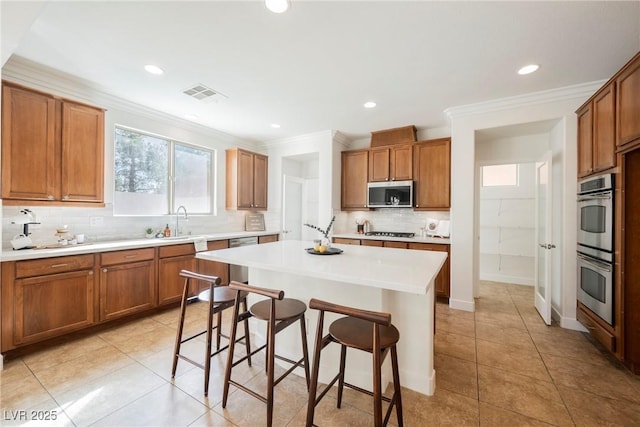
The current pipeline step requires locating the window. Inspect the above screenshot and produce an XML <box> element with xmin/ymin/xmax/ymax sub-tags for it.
<box><xmin>481</xmin><ymin>164</ymin><xmax>519</xmax><ymax>187</ymax></box>
<box><xmin>114</xmin><ymin>127</ymin><xmax>213</xmax><ymax>215</ymax></box>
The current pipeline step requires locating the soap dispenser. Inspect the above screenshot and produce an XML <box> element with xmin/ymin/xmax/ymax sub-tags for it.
<box><xmin>164</xmin><ymin>224</ymin><xmax>171</xmax><ymax>237</ymax></box>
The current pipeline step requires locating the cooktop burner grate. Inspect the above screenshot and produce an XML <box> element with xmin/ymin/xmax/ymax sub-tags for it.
<box><xmin>365</xmin><ymin>231</ymin><xmax>415</xmax><ymax>238</ymax></box>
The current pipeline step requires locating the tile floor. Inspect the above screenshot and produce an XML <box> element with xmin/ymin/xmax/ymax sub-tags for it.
<box><xmin>2</xmin><ymin>281</ymin><xmax>640</xmax><ymax>426</ymax></box>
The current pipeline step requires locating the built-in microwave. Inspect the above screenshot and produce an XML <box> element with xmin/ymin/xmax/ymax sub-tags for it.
<box><xmin>367</xmin><ymin>180</ymin><xmax>413</xmax><ymax>208</ymax></box>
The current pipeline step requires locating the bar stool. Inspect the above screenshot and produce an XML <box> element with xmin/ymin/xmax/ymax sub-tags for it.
<box><xmin>305</xmin><ymin>298</ymin><xmax>403</xmax><ymax>427</ymax></box>
<box><xmin>171</xmin><ymin>270</ymin><xmax>252</xmax><ymax>396</ymax></box>
<box><xmin>223</xmin><ymin>281</ymin><xmax>311</xmax><ymax>427</ymax></box>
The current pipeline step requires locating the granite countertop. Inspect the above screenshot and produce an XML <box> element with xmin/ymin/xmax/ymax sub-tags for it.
<box><xmin>332</xmin><ymin>232</ymin><xmax>451</xmax><ymax>245</ymax></box>
<box><xmin>196</xmin><ymin>239</ymin><xmax>447</xmax><ymax>294</ymax></box>
<box><xmin>1</xmin><ymin>230</ymin><xmax>280</xmax><ymax>262</ymax></box>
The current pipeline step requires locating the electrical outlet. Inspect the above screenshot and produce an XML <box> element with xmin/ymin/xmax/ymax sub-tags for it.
<box><xmin>90</xmin><ymin>216</ymin><xmax>104</xmax><ymax>227</ymax></box>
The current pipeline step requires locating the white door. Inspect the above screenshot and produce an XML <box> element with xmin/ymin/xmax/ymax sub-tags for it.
<box><xmin>282</xmin><ymin>175</ymin><xmax>304</xmax><ymax>240</ymax></box>
<box><xmin>534</xmin><ymin>153</ymin><xmax>553</xmax><ymax>325</ymax></box>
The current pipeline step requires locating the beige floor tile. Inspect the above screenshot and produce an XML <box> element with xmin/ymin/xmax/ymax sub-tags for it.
<box><xmin>1</xmin><ymin>369</ymin><xmax>52</xmax><ymax>412</ymax></box>
<box><xmin>475</xmin><ymin>298</ymin><xmax>519</xmax><ymax>315</ymax></box>
<box><xmin>479</xmin><ymin>402</ymin><xmax>555</xmax><ymax>427</ymax></box>
<box><xmin>436</xmin><ymin>311</ymin><xmax>476</xmax><ymax>338</ymax></box>
<box><xmin>506</xmin><ymin>284</ymin><xmax>535</xmax><ymax>297</ymax></box>
<box><xmin>0</xmin><ymin>396</ymin><xmax>75</xmax><ymax>427</ymax></box>
<box><xmin>531</xmin><ymin>332</ymin><xmax>610</xmax><ymax>366</ymax></box>
<box><xmin>542</xmin><ymin>353</ymin><xmax>640</xmax><ymax>405</ymax></box>
<box><xmin>189</xmin><ymin>409</ymin><xmax>237</xmax><ymax>426</ymax></box>
<box><xmin>475</xmin><ymin>310</ymin><xmax>526</xmax><ymax>330</ymax></box>
<box><xmin>92</xmin><ymin>383</ymin><xmax>209</xmax><ymax>426</ymax></box>
<box><xmin>526</xmin><ymin>322</ymin><xmax>589</xmax><ymax>342</ymax></box>
<box><xmin>288</xmin><ymin>394</ymin><xmax>383</xmax><ymax>427</ymax></box>
<box><xmin>21</xmin><ymin>335</ymin><xmax>112</xmax><ymax>373</ymax></box>
<box><xmin>475</xmin><ymin>322</ymin><xmax>536</xmax><ymax>352</ymax></box>
<box><xmin>435</xmin><ymin>302</ymin><xmax>476</xmax><ymax>322</ymax></box>
<box><xmin>52</xmin><ymin>363</ymin><xmax>166</xmax><ymax>426</ymax></box>
<box><xmin>402</xmin><ymin>387</ymin><xmax>479</xmax><ymax>426</ymax></box>
<box><xmin>559</xmin><ymin>385</ymin><xmax>640</xmax><ymax>426</ymax></box>
<box><xmin>477</xmin><ymin>365</ymin><xmax>573</xmax><ymax>426</ymax></box>
<box><xmin>476</xmin><ymin>339</ymin><xmax>551</xmax><ymax>382</ymax></box>
<box><xmin>434</xmin><ymin>353</ymin><xmax>478</xmax><ymax>399</ymax></box>
<box><xmin>434</xmin><ymin>330</ymin><xmax>476</xmax><ymax>362</ymax></box>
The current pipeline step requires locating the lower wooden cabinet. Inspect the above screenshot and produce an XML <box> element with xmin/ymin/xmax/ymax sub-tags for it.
<box><xmin>334</xmin><ymin>237</ymin><xmax>362</xmax><ymax>245</ymax></box>
<box><xmin>408</xmin><ymin>243</ymin><xmax>450</xmax><ymax>298</ymax></box>
<box><xmin>258</xmin><ymin>234</ymin><xmax>279</xmax><ymax>244</ymax></box>
<box><xmin>2</xmin><ymin>254</ymin><xmax>96</xmax><ymax>349</ymax></box>
<box><xmin>195</xmin><ymin>240</ymin><xmax>230</xmax><ymax>292</ymax></box>
<box><xmin>158</xmin><ymin>244</ymin><xmax>197</xmax><ymax>305</ymax></box>
<box><xmin>99</xmin><ymin>248</ymin><xmax>156</xmax><ymax>321</ymax></box>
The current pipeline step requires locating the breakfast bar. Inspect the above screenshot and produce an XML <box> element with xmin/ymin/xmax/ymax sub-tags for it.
<box><xmin>196</xmin><ymin>239</ymin><xmax>447</xmax><ymax>396</ymax></box>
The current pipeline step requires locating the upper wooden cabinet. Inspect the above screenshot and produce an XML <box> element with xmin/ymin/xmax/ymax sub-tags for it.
<box><xmin>616</xmin><ymin>53</ymin><xmax>640</xmax><ymax>147</ymax></box>
<box><xmin>341</xmin><ymin>149</ymin><xmax>369</xmax><ymax>210</ymax></box>
<box><xmin>368</xmin><ymin>144</ymin><xmax>413</xmax><ymax>182</ymax></box>
<box><xmin>577</xmin><ymin>83</ymin><xmax>616</xmax><ymax>177</ymax></box>
<box><xmin>413</xmin><ymin>138</ymin><xmax>451</xmax><ymax>210</ymax></box>
<box><xmin>1</xmin><ymin>82</ymin><xmax>105</xmax><ymax>205</ymax></box>
<box><xmin>226</xmin><ymin>148</ymin><xmax>268</xmax><ymax>210</ymax></box>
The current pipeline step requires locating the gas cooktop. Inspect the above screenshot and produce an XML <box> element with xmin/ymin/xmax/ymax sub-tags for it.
<box><xmin>365</xmin><ymin>231</ymin><xmax>415</xmax><ymax>238</ymax></box>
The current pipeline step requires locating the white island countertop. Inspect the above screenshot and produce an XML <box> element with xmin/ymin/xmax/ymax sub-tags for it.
<box><xmin>196</xmin><ymin>239</ymin><xmax>447</xmax><ymax>294</ymax></box>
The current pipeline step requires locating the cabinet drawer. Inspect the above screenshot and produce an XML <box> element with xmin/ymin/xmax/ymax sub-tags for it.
<box><xmin>100</xmin><ymin>248</ymin><xmax>155</xmax><ymax>266</ymax></box>
<box><xmin>207</xmin><ymin>239</ymin><xmax>229</xmax><ymax>251</ymax></box>
<box><xmin>159</xmin><ymin>243</ymin><xmax>195</xmax><ymax>258</ymax></box>
<box><xmin>577</xmin><ymin>303</ymin><xmax>616</xmax><ymax>353</ymax></box>
<box><xmin>258</xmin><ymin>235</ymin><xmax>278</xmax><ymax>244</ymax></box>
<box><xmin>334</xmin><ymin>238</ymin><xmax>361</xmax><ymax>245</ymax></box>
<box><xmin>408</xmin><ymin>242</ymin><xmax>449</xmax><ymax>253</ymax></box>
<box><xmin>16</xmin><ymin>254</ymin><xmax>95</xmax><ymax>278</ymax></box>
<box><xmin>361</xmin><ymin>239</ymin><xmax>383</xmax><ymax>247</ymax></box>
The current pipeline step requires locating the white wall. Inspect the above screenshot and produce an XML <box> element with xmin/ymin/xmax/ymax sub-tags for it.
<box><xmin>446</xmin><ymin>81</ymin><xmax>603</xmax><ymax>331</ymax></box>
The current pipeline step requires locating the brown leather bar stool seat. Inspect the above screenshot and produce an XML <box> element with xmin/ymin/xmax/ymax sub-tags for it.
<box><xmin>306</xmin><ymin>298</ymin><xmax>403</xmax><ymax>427</ymax></box>
<box><xmin>223</xmin><ymin>281</ymin><xmax>311</xmax><ymax>427</ymax></box>
<box><xmin>171</xmin><ymin>270</ymin><xmax>251</xmax><ymax>396</ymax></box>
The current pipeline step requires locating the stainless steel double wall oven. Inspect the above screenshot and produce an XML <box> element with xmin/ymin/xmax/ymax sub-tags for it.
<box><xmin>577</xmin><ymin>173</ymin><xmax>614</xmax><ymax>325</ymax></box>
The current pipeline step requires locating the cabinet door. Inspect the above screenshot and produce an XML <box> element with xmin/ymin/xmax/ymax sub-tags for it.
<box><xmin>408</xmin><ymin>243</ymin><xmax>450</xmax><ymax>297</ymax></box>
<box><xmin>413</xmin><ymin>138</ymin><xmax>451</xmax><ymax>210</ymax></box>
<box><xmin>1</xmin><ymin>84</ymin><xmax>58</xmax><ymax>201</ymax></box>
<box><xmin>100</xmin><ymin>260</ymin><xmax>156</xmax><ymax>321</ymax></box>
<box><xmin>617</xmin><ymin>57</ymin><xmax>640</xmax><ymax>147</ymax></box>
<box><xmin>577</xmin><ymin>104</ymin><xmax>594</xmax><ymax>177</ymax></box>
<box><xmin>195</xmin><ymin>240</ymin><xmax>230</xmax><ymax>292</ymax></box>
<box><xmin>258</xmin><ymin>234</ymin><xmax>279</xmax><ymax>244</ymax></box>
<box><xmin>253</xmin><ymin>153</ymin><xmax>268</xmax><ymax>209</ymax></box>
<box><xmin>361</xmin><ymin>239</ymin><xmax>383</xmax><ymax>247</ymax></box>
<box><xmin>390</xmin><ymin>144</ymin><xmax>413</xmax><ymax>181</ymax></box>
<box><xmin>368</xmin><ymin>147</ymin><xmax>390</xmax><ymax>182</ymax></box>
<box><xmin>61</xmin><ymin>101</ymin><xmax>105</xmax><ymax>202</ymax></box>
<box><xmin>384</xmin><ymin>241</ymin><xmax>408</xmax><ymax>249</ymax></box>
<box><xmin>237</xmin><ymin>149</ymin><xmax>255</xmax><ymax>209</ymax></box>
<box><xmin>14</xmin><ymin>270</ymin><xmax>95</xmax><ymax>345</ymax></box>
<box><xmin>158</xmin><ymin>255</ymin><xmax>196</xmax><ymax>305</ymax></box>
<box><xmin>341</xmin><ymin>150</ymin><xmax>369</xmax><ymax>210</ymax></box>
<box><xmin>333</xmin><ymin>238</ymin><xmax>361</xmax><ymax>245</ymax></box>
<box><xmin>593</xmin><ymin>85</ymin><xmax>616</xmax><ymax>173</ymax></box>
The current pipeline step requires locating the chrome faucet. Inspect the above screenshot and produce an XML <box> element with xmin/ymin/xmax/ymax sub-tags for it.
<box><xmin>175</xmin><ymin>205</ymin><xmax>188</xmax><ymax>236</ymax></box>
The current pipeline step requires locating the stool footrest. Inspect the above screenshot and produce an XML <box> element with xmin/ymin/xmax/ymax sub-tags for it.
<box><xmin>273</xmin><ymin>354</ymin><xmax>307</xmax><ymax>388</ymax></box>
<box><xmin>228</xmin><ymin>379</ymin><xmax>268</xmax><ymax>404</ymax></box>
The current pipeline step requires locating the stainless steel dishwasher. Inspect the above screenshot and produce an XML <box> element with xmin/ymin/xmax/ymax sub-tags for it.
<box><xmin>229</xmin><ymin>236</ymin><xmax>258</xmax><ymax>283</ymax></box>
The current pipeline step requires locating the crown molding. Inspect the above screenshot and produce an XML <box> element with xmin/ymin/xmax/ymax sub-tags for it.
<box><xmin>261</xmin><ymin>129</ymin><xmax>336</xmax><ymax>149</ymax></box>
<box><xmin>444</xmin><ymin>80</ymin><xmax>607</xmax><ymax>120</ymax></box>
<box><xmin>1</xmin><ymin>55</ymin><xmax>250</xmax><ymax>147</ymax></box>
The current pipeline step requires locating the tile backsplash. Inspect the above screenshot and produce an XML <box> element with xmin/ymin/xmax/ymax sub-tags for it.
<box><xmin>333</xmin><ymin>208</ymin><xmax>450</xmax><ymax>236</ymax></box>
<box><xmin>1</xmin><ymin>203</ymin><xmax>281</xmax><ymax>249</ymax></box>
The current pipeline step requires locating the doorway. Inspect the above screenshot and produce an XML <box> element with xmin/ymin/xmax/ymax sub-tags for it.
<box><xmin>281</xmin><ymin>154</ymin><xmax>320</xmax><ymax>242</ymax></box>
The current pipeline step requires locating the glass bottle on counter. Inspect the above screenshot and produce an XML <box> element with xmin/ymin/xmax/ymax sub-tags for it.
<box><xmin>164</xmin><ymin>224</ymin><xmax>171</xmax><ymax>237</ymax></box>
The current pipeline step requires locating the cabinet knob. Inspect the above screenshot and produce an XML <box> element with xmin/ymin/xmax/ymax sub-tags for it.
<box><xmin>62</xmin><ymin>195</ymin><xmax>69</xmax><ymax>200</ymax></box>
<box><xmin>48</xmin><ymin>195</ymin><xmax>54</xmax><ymax>200</ymax></box>
<box><xmin>88</xmin><ymin>271</ymin><xmax>94</xmax><ymax>275</ymax></box>
<box><xmin>103</xmin><ymin>268</ymin><xmax>108</xmax><ymax>273</ymax></box>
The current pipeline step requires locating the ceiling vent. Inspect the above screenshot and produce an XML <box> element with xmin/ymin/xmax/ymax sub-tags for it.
<box><xmin>182</xmin><ymin>84</ymin><xmax>227</xmax><ymax>102</ymax></box>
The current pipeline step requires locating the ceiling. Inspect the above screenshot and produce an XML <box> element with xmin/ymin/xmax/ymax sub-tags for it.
<box><xmin>2</xmin><ymin>1</ymin><xmax>639</xmax><ymax>143</ymax></box>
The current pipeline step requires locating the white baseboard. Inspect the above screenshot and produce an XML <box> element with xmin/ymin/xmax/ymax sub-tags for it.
<box><xmin>551</xmin><ymin>306</ymin><xmax>588</xmax><ymax>331</ymax></box>
<box><xmin>480</xmin><ymin>273</ymin><xmax>534</xmax><ymax>286</ymax></box>
<box><xmin>449</xmin><ymin>298</ymin><xmax>475</xmax><ymax>312</ymax></box>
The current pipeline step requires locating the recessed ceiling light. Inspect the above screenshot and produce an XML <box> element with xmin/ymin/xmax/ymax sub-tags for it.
<box><xmin>364</xmin><ymin>101</ymin><xmax>377</xmax><ymax>109</ymax></box>
<box><xmin>518</xmin><ymin>64</ymin><xmax>539</xmax><ymax>75</ymax></box>
<box><xmin>271</xmin><ymin>123</ymin><xmax>281</xmax><ymax>128</ymax></box>
<box><xmin>144</xmin><ymin>64</ymin><xmax>164</xmax><ymax>75</ymax></box>
<box><xmin>185</xmin><ymin>114</ymin><xmax>199</xmax><ymax>121</ymax></box>
<box><xmin>265</xmin><ymin>0</ymin><xmax>289</xmax><ymax>13</ymax></box>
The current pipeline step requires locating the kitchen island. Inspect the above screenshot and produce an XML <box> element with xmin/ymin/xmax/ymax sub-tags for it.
<box><xmin>196</xmin><ymin>239</ymin><xmax>447</xmax><ymax>395</ymax></box>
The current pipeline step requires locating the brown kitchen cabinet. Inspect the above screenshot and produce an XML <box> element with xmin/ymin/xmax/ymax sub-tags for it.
<box><xmin>1</xmin><ymin>82</ymin><xmax>105</xmax><ymax>205</ymax></box>
<box><xmin>576</xmin><ymin>83</ymin><xmax>616</xmax><ymax>177</ymax></box>
<box><xmin>413</xmin><ymin>138</ymin><xmax>451</xmax><ymax>210</ymax></box>
<box><xmin>158</xmin><ymin>243</ymin><xmax>197</xmax><ymax>305</ymax></box>
<box><xmin>226</xmin><ymin>148</ymin><xmax>268</xmax><ymax>210</ymax></box>
<box><xmin>341</xmin><ymin>149</ymin><xmax>369</xmax><ymax>210</ymax></box>
<box><xmin>368</xmin><ymin>144</ymin><xmax>413</xmax><ymax>182</ymax></box>
<box><xmin>258</xmin><ymin>234</ymin><xmax>279</xmax><ymax>244</ymax></box>
<box><xmin>384</xmin><ymin>241</ymin><xmax>408</xmax><ymax>249</ymax></box>
<box><xmin>409</xmin><ymin>243</ymin><xmax>450</xmax><ymax>298</ymax></box>
<box><xmin>99</xmin><ymin>248</ymin><xmax>156</xmax><ymax>321</ymax></box>
<box><xmin>361</xmin><ymin>239</ymin><xmax>383</xmax><ymax>247</ymax></box>
<box><xmin>333</xmin><ymin>237</ymin><xmax>361</xmax><ymax>245</ymax></box>
<box><xmin>616</xmin><ymin>52</ymin><xmax>640</xmax><ymax>147</ymax></box>
<box><xmin>1</xmin><ymin>255</ymin><xmax>96</xmax><ymax>350</ymax></box>
<box><xmin>195</xmin><ymin>240</ymin><xmax>230</xmax><ymax>291</ymax></box>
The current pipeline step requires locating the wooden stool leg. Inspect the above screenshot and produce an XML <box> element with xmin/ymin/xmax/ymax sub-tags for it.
<box><xmin>336</xmin><ymin>345</ymin><xmax>347</xmax><ymax>408</ymax></box>
<box><xmin>242</xmin><ymin>298</ymin><xmax>252</xmax><ymax>366</ymax></box>
<box><xmin>223</xmin><ymin>297</ymin><xmax>242</xmax><ymax>408</ymax></box>
<box><xmin>391</xmin><ymin>345</ymin><xmax>403</xmax><ymax>427</ymax></box>
<box><xmin>299</xmin><ymin>315</ymin><xmax>311</xmax><ymax>389</ymax></box>
<box><xmin>373</xmin><ymin>325</ymin><xmax>382</xmax><ymax>427</ymax></box>
<box><xmin>266</xmin><ymin>301</ymin><xmax>277</xmax><ymax>427</ymax></box>
<box><xmin>216</xmin><ymin>309</ymin><xmax>222</xmax><ymax>350</ymax></box>
<box><xmin>171</xmin><ymin>278</ymin><xmax>190</xmax><ymax>378</ymax></box>
<box><xmin>305</xmin><ymin>311</ymin><xmax>324</xmax><ymax>427</ymax></box>
<box><xmin>204</xmin><ymin>283</ymin><xmax>216</xmax><ymax>396</ymax></box>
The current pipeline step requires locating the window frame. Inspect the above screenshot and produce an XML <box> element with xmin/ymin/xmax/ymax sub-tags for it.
<box><xmin>113</xmin><ymin>125</ymin><xmax>216</xmax><ymax>216</ymax></box>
